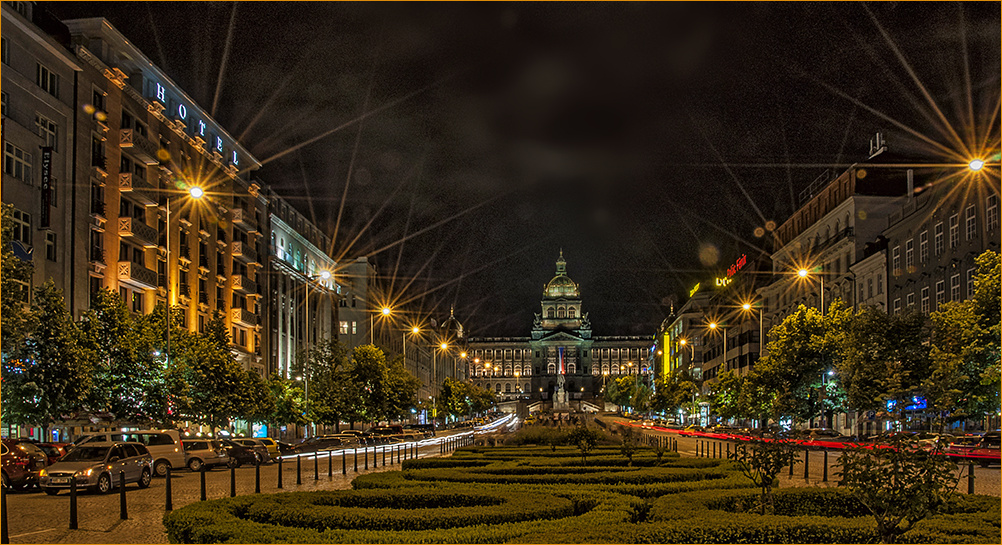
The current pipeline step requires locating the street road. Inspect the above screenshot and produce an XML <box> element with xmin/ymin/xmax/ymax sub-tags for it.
<box><xmin>2</xmin><ymin>434</ymin><xmax>467</xmax><ymax>544</ymax></box>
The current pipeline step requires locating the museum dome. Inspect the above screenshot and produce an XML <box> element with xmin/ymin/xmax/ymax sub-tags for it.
<box><xmin>543</xmin><ymin>250</ymin><xmax>580</xmax><ymax>299</ymax></box>
<box><xmin>440</xmin><ymin>306</ymin><xmax>464</xmax><ymax>339</ymax></box>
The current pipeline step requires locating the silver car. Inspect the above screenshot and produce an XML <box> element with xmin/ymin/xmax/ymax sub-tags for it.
<box><xmin>39</xmin><ymin>442</ymin><xmax>153</xmax><ymax>495</ymax></box>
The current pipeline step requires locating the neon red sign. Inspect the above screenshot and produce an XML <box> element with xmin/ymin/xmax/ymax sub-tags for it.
<box><xmin>727</xmin><ymin>254</ymin><xmax>747</xmax><ymax>278</ymax></box>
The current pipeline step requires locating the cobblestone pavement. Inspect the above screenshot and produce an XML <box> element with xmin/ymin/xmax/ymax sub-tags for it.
<box><xmin>2</xmin><ymin>436</ymin><xmax>465</xmax><ymax>544</ymax></box>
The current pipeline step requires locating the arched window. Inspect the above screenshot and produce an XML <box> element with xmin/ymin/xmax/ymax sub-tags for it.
<box><xmin>612</xmin><ymin>364</ymin><xmax>620</xmax><ymax>375</ymax></box>
<box><xmin>496</xmin><ymin>384</ymin><xmax>502</xmax><ymax>393</ymax></box>
<box><xmin>601</xmin><ymin>364</ymin><xmax>609</xmax><ymax>374</ymax></box>
<box><xmin>834</xmin><ymin>219</ymin><xmax>840</xmax><ymax>234</ymax></box>
<box><xmin>505</xmin><ymin>383</ymin><xmax>511</xmax><ymax>393</ymax></box>
<box><xmin>568</xmin><ymin>307</ymin><xmax>576</xmax><ymax>318</ymax></box>
<box><xmin>547</xmin><ymin>308</ymin><xmax>554</xmax><ymax>318</ymax></box>
<box><xmin>522</xmin><ymin>364</ymin><xmax>531</xmax><ymax>376</ymax></box>
<box><xmin>547</xmin><ymin>363</ymin><xmax>556</xmax><ymax>374</ymax></box>
<box><xmin>567</xmin><ymin>363</ymin><xmax>576</xmax><ymax>374</ymax></box>
<box><xmin>557</xmin><ymin>307</ymin><xmax>565</xmax><ymax>318</ymax></box>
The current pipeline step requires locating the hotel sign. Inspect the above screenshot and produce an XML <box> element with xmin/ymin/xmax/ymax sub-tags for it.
<box><xmin>149</xmin><ymin>81</ymin><xmax>241</xmax><ymax>169</ymax></box>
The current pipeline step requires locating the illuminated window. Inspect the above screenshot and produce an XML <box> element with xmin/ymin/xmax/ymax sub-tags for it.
<box><xmin>339</xmin><ymin>321</ymin><xmax>349</xmax><ymax>335</ymax></box>
<box><xmin>965</xmin><ymin>205</ymin><xmax>976</xmax><ymax>241</ymax></box>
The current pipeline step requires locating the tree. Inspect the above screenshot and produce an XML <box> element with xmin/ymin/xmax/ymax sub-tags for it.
<box><xmin>650</xmin><ymin>371</ymin><xmax>698</xmax><ymax>420</ymax></box>
<box><xmin>383</xmin><ymin>355</ymin><xmax>421</xmax><ymax>421</ymax></box>
<box><xmin>565</xmin><ymin>424</ymin><xmax>602</xmax><ymax>465</ymax></box>
<box><xmin>619</xmin><ymin>425</ymin><xmax>639</xmax><ymax>465</ymax></box>
<box><xmin>2</xmin><ymin>281</ymin><xmax>93</xmax><ymax>438</ymax></box>
<box><xmin>267</xmin><ymin>374</ymin><xmax>307</xmax><ymax>429</ymax></box>
<box><xmin>350</xmin><ymin>344</ymin><xmax>390</xmax><ymax>423</ymax></box>
<box><xmin>837</xmin><ymin>436</ymin><xmax>959</xmax><ymax>543</ymax></box>
<box><xmin>730</xmin><ymin>439</ymin><xmax>799</xmax><ymax>515</ymax></box>
<box><xmin>926</xmin><ymin>250</ymin><xmax>1001</xmax><ymax>429</ymax></box>
<box><xmin>606</xmin><ymin>375</ymin><xmax>645</xmax><ymax>413</ymax></box>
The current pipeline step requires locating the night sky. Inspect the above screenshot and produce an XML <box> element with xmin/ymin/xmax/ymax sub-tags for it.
<box><xmin>44</xmin><ymin>1</ymin><xmax>1001</xmax><ymax>337</ymax></box>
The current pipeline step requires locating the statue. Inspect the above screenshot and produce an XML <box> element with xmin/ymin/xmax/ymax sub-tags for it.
<box><xmin>580</xmin><ymin>312</ymin><xmax>591</xmax><ymax>329</ymax></box>
<box><xmin>533</xmin><ymin>313</ymin><xmax>543</xmax><ymax>329</ymax></box>
<box><xmin>556</xmin><ymin>371</ymin><xmax>565</xmax><ymax>392</ymax></box>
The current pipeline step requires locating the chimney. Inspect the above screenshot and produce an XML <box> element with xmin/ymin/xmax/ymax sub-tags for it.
<box><xmin>906</xmin><ymin>169</ymin><xmax>914</xmax><ymax>200</ymax></box>
<box><xmin>868</xmin><ymin>131</ymin><xmax>886</xmax><ymax>159</ymax></box>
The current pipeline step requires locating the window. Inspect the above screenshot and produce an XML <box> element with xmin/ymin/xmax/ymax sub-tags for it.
<box><xmin>891</xmin><ymin>246</ymin><xmax>901</xmax><ymax>272</ymax></box>
<box><xmin>339</xmin><ymin>321</ymin><xmax>349</xmax><ymax>335</ymax></box>
<box><xmin>45</xmin><ymin>232</ymin><xmax>56</xmax><ymax>261</ymax></box>
<box><xmin>905</xmin><ymin>239</ymin><xmax>914</xmax><ymax>270</ymax></box>
<box><xmin>919</xmin><ymin>231</ymin><xmax>928</xmax><ymax>263</ymax></box>
<box><xmin>91</xmin><ymin>135</ymin><xmax>105</xmax><ymax>168</ymax></box>
<box><xmin>867</xmin><ymin>278</ymin><xmax>873</xmax><ymax>298</ymax></box>
<box><xmin>877</xmin><ymin>274</ymin><xmax>883</xmax><ymax>294</ymax></box>
<box><xmin>988</xmin><ymin>195</ymin><xmax>999</xmax><ymax>232</ymax></box>
<box><xmin>967</xmin><ymin>268</ymin><xmax>976</xmax><ymax>299</ymax></box>
<box><xmin>92</xmin><ymin>88</ymin><xmax>106</xmax><ymax>113</ymax></box>
<box><xmin>4</xmin><ymin>142</ymin><xmax>32</xmax><ymax>183</ymax></box>
<box><xmin>36</xmin><ymin>63</ymin><xmax>59</xmax><ymax>97</ymax></box>
<box><xmin>950</xmin><ymin>274</ymin><xmax>960</xmax><ymax>301</ymax></box>
<box><xmin>35</xmin><ymin>114</ymin><xmax>58</xmax><ymax>151</ymax></box>
<box><xmin>1</xmin><ymin>37</ymin><xmax>8</xmax><ymax>65</ymax></box>
<box><xmin>132</xmin><ymin>291</ymin><xmax>143</xmax><ymax>313</ymax></box>
<box><xmin>893</xmin><ymin>298</ymin><xmax>901</xmax><ymax>314</ymax></box>
<box><xmin>1</xmin><ymin>90</ymin><xmax>7</xmax><ymax>117</ymax></box>
<box><xmin>965</xmin><ymin>205</ymin><xmax>976</xmax><ymax>241</ymax></box>
<box><xmin>949</xmin><ymin>214</ymin><xmax>959</xmax><ymax>248</ymax></box>
<box><xmin>920</xmin><ymin>287</ymin><xmax>929</xmax><ymax>314</ymax></box>
<box><xmin>11</xmin><ymin>209</ymin><xmax>31</xmax><ymax>245</ymax></box>
<box><xmin>934</xmin><ymin>223</ymin><xmax>944</xmax><ymax>255</ymax></box>
<box><xmin>906</xmin><ymin>293</ymin><xmax>915</xmax><ymax>308</ymax></box>
<box><xmin>351</xmin><ymin>321</ymin><xmax>357</xmax><ymax>334</ymax></box>
<box><xmin>936</xmin><ymin>280</ymin><xmax>945</xmax><ymax>308</ymax></box>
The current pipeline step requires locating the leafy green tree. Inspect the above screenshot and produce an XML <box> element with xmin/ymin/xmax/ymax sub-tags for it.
<box><xmin>619</xmin><ymin>425</ymin><xmax>639</xmax><ymax>465</ymax></box>
<box><xmin>350</xmin><ymin>344</ymin><xmax>390</xmax><ymax>423</ymax></box>
<box><xmin>383</xmin><ymin>355</ymin><xmax>421</xmax><ymax>421</ymax></box>
<box><xmin>926</xmin><ymin>250</ymin><xmax>1001</xmax><ymax>428</ymax></box>
<box><xmin>606</xmin><ymin>375</ymin><xmax>645</xmax><ymax>413</ymax></box>
<box><xmin>709</xmin><ymin>370</ymin><xmax>745</xmax><ymax>422</ymax></box>
<box><xmin>267</xmin><ymin>374</ymin><xmax>307</xmax><ymax>429</ymax></box>
<box><xmin>0</xmin><ymin>203</ymin><xmax>33</xmax><ymax>359</ymax></box>
<box><xmin>837</xmin><ymin>435</ymin><xmax>960</xmax><ymax>543</ymax></box>
<box><xmin>2</xmin><ymin>281</ymin><xmax>93</xmax><ymax>438</ymax></box>
<box><xmin>730</xmin><ymin>439</ymin><xmax>799</xmax><ymax>515</ymax></box>
<box><xmin>236</xmin><ymin>370</ymin><xmax>275</xmax><ymax>425</ymax></box>
<box><xmin>302</xmin><ymin>339</ymin><xmax>352</xmax><ymax>431</ymax></box>
<box><xmin>132</xmin><ymin>304</ymin><xmax>187</xmax><ymax>426</ymax></box>
<box><xmin>565</xmin><ymin>424</ymin><xmax>602</xmax><ymax>465</ymax></box>
<box><xmin>650</xmin><ymin>371</ymin><xmax>698</xmax><ymax>419</ymax></box>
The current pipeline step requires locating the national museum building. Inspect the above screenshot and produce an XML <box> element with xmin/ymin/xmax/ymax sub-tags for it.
<box><xmin>466</xmin><ymin>253</ymin><xmax>651</xmax><ymax>408</ymax></box>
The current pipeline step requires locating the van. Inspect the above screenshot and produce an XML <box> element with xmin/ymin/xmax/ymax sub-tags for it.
<box><xmin>75</xmin><ymin>429</ymin><xmax>184</xmax><ymax>477</ymax></box>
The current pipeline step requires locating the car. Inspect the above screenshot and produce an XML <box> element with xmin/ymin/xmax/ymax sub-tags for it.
<box><xmin>232</xmin><ymin>438</ymin><xmax>271</xmax><ymax>463</ymax></box>
<box><xmin>74</xmin><ymin>429</ymin><xmax>184</xmax><ymax>477</ymax></box>
<box><xmin>35</xmin><ymin>442</ymin><xmax>71</xmax><ymax>466</ymax></box>
<box><xmin>367</xmin><ymin>425</ymin><xmax>421</xmax><ymax>442</ymax></box>
<box><xmin>1</xmin><ymin>438</ymin><xmax>47</xmax><ymax>491</ymax></box>
<box><xmin>254</xmin><ymin>437</ymin><xmax>282</xmax><ymax>460</ymax></box>
<box><xmin>402</xmin><ymin>424</ymin><xmax>436</xmax><ymax>439</ymax></box>
<box><xmin>683</xmin><ymin>424</ymin><xmax>705</xmax><ymax>433</ymax></box>
<box><xmin>947</xmin><ymin>435</ymin><xmax>983</xmax><ymax>452</ymax></box>
<box><xmin>276</xmin><ymin>441</ymin><xmax>296</xmax><ymax>456</ymax></box>
<box><xmin>290</xmin><ymin>435</ymin><xmax>348</xmax><ymax>455</ymax></box>
<box><xmin>38</xmin><ymin>442</ymin><xmax>153</xmax><ymax>495</ymax></box>
<box><xmin>524</xmin><ymin>416</ymin><xmax>538</xmax><ymax>425</ymax></box>
<box><xmin>220</xmin><ymin>439</ymin><xmax>259</xmax><ymax>467</ymax></box>
<box><xmin>182</xmin><ymin>439</ymin><xmax>230</xmax><ymax>471</ymax></box>
<box><xmin>338</xmin><ymin>430</ymin><xmax>373</xmax><ymax>446</ymax></box>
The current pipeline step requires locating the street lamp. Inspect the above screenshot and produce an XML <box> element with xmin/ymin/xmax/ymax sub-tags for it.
<box><xmin>403</xmin><ymin>326</ymin><xmax>420</xmax><ymax>361</ymax></box>
<box><xmin>370</xmin><ymin>306</ymin><xmax>392</xmax><ymax>345</ymax></box>
<box><xmin>708</xmin><ymin>322</ymin><xmax>728</xmax><ymax>372</ymax></box>
<box><xmin>164</xmin><ymin>185</ymin><xmax>204</xmax><ymax>360</ymax></box>
<box><xmin>741</xmin><ymin>301</ymin><xmax>765</xmax><ymax>358</ymax></box>
<box><xmin>797</xmin><ymin>268</ymin><xmax>826</xmax><ymax>314</ymax></box>
<box><xmin>303</xmin><ymin>270</ymin><xmax>332</xmax><ymax>353</ymax></box>
<box><xmin>969</xmin><ymin>159</ymin><xmax>985</xmax><ymax>171</ymax></box>
<box><xmin>295</xmin><ymin>375</ymin><xmax>309</xmax><ymax>438</ymax></box>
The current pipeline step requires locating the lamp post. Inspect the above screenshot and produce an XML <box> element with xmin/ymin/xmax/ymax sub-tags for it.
<box><xmin>741</xmin><ymin>302</ymin><xmax>765</xmax><ymax>359</ymax></box>
<box><xmin>403</xmin><ymin>326</ymin><xmax>419</xmax><ymax>362</ymax></box>
<box><xmin>708</xmin><ymin>322</ymin><xmax>728</xmax><ymax>372</ymax></box>
<box><xmin>370</xmin><ymin>306</ymin><xmax>392</xmax><ymax>345</ymax></box>
<box><xmin>163</xmin><ymin>186</ymin><xmax>204</xmax><ymax>361</ymax></box>
<box><xmin>798</xmin><ymin>268</ymin><xmax>825</xmax><ymax>315</ymax></box>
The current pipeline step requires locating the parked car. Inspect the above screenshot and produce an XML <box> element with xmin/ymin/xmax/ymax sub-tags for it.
<box><xmin>74</xmin><ymin>429</ymin><xmax>184</xmax><ymax>477</ymax></box>
<box><xmin>182</xmin><ymin>439</ymin><xmax>230</xmax><ymax>471</ymax></box>
<box><xmin>35</xmin><ymin>442</ymin><xmax>71</xmax><ymax>466</ymax></box>
<box><xmin>232</xmin><ymin>438</ymin><xmax>271</xmax><ymax>463</ymax></box>
<box><xmin>255</xmin><ymin>437</ymin><xmax>282</xmax><ymax>460</ymax></box>
<box><xmin>338</xmin><ymin>430</ymin><xmax>373</xmax><ymax>445</ymax></box>
<box><xmin>403</xmin><ymin>424</ymin><xmax>436</xmax><ymax>438</ymax></box>
<box><xmin>38</xmin><ymin>442</ymin><xmax>153</xmax><ymax>495</ymax></box>
<box><xmin>1</xmin><ymin>438</ymin><xmax>47</xmax><ymax>491</ymax></box>
<box><xmin>220</xmin><ymin>440</ymin><xmax>258</xmax><ymax>467</ymax></box>
<box><xmin>947</xmin><ymin>435</ymin><xmax>984</xmax><ymax>452</ymax></box>
<box><xmin>276</xmin><ymin>441</ymin><xmax>296</xmax><ymax>456</ymax></box>
<box><xmin>290</xmin><ymin>435</ymin><xmax>349</xmax><ymax>455</ymax></box>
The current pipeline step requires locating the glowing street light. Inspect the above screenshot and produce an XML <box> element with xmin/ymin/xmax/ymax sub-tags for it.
<box><xmin>740</xmin><ymin>301</ymin><xmax>765</xmax><ymax>360</ymax></box>
<box><xmin>796</xmin><ymin>268</ymin><xmax>825</xmax><ymax>314</ymax></box>
<box><xmin>969</xmin><ymin>159</ymin><xmax>985</xmax><ymax>171</ymax></box>
<box><xmin>188</xmin><ymin>186</ymin><xmax>205</xmax><ymax>199</ymax></box>
<box><xmin>370</xmin><ymin>306</ymin><xmax>393</xmax><ymax>344</ymax></box>
<box><xmin>403</xmin><ymin>325</ymin><xmax>420</xmax><ymax>361</ymax></box>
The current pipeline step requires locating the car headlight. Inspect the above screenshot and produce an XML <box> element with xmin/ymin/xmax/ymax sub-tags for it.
<box><xmin>77</xmin><ymin>468</ymin><xmax>94</xmax><ymax>477</ymax></box>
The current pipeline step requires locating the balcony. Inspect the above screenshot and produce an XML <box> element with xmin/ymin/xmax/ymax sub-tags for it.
<box><xmin>90</xmin><ymin>200</ymin><xmax>106</xmax><ymax>218</ymax></box>
<box><xmin>120</xmin><ymin>129</ymin><xmax>159</xmax><ymax>165</ymax></box>
<box><xmin>89</xmin><ymin>246</ymin><xmax>106</xmax><ymax>264</ymax></box>
<box><xmin>231</xmin><ymin>241</ymin><xmax>258</xmax><ymax>263</ymax></box>
<box><xmin>118</xmin><ymin>261</ymin><xmax>158</xmax><ymax>290</ymax></box>
<box><xmin>231</xmin><ymin>274</ymin><xmax>257</xmax><ymax>294</ymax></box>
<box><xmin>231</xmin><ymin>306</ymin><xmax>258</xmax><ymax>326</ymax></box>
<box><xmin>231</xmin><ymin>208</ymin><xmax>258</xmax><ymax>230</ymax></box>
<box><xmin>118</xmin><ymin>173</ymin><xmax>156</xmax><ymax>205</ymax></box>
<box><xmin>91</xmin><ymin>154</ymin><xmax>108</xmax><ymax>178</ymax></box>
<box><xmin>118</xmin><ymin>217</ymin><xmax>159</xmax><ymax>248</ymax></box>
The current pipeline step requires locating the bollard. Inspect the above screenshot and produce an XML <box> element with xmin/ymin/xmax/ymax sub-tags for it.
<box><xmin>803</xmin><ymin>449</ymin><xmax>810</xmax><ymax>481</ymax></box>
<box><xmin>296</xmin><ymin>455</ymin><xmax>302</xmax><ymax>485</ymax></box>
<box><xmin>727</xmin><ymin>443</ymin><xmax>731</xmax><ymax>458</ymax></box>
<box><xmin>413</xmin><ymin>443</ymin><xmax>416</xmax><ymax>459</ymax></box>
<box><xmin>383</xmin><ymin>446</ymin><xmax>386</xmax><ymax>466</ymax></box>
<box><xmin>165</xmin><ymin>466</ymin><xmax>173</xmax><ymax>511</ymax></box>
<box><xmin>1</xmin><ymin>486</ymin><xmax>7</xmax><ymax>544</ymax></box>
<box><xmin>354</xmin><ymin>448</ymin><xmax>359</xmax><ymax>472</ymax></box>
<box><xmin>822</xmin><ymin>450</ymin><xmax>829</xmax><ymax>482</ymax></box>
<box><xmin>968</xmin><ymin>461</ymin><xmax>975</xmax><ymax>494</ymax></box>
<box><xmin>69</xmin><ymin>477</ymin><xmax>78</xmax><ymax>529</ymax></box>
<box><xmin>255</xmin><ymin>460</ymin><xmax>261</xmax><ymax>493</ymax></box>
<box><xmin>342</xmin><ymin>451</ymin><xmax>347</xmax><ymax>475</ymax></box>
<box><xmin>328</xmin><ymin>451</ymin><xmax>333</xmax><ymax>478</ymax></box>
<box><xmin>230</xmin><ymin>465</ymin><xmax>237</xmax><ymax>497</ymax></box>
<box><xmin>789</xmin><ymin>453</ymin><xmax>795</xmax><ymax>477</ymax></box>
<box><xmin>314</xmin><ymin>453</ymin><xmax>319</xmax><ymax>480</ymax></box>
<box><xmin>278</xmin><ymin>456</ymin><xmax>284</xmax><ymax>489</ymax></box>
<box><xmin>365</xmin><ymin>447</ymin><xmax>369</xmax><ymax>470</ymax></box>
<box><xmin>119</xmin><ymin>471</ymin><xmax>128</xmax><ymax>519</ymax></box>
<box><xmin>200</xmin><ymin>464</ymin><xmax>207</xmax><ymax>501</ymax></box>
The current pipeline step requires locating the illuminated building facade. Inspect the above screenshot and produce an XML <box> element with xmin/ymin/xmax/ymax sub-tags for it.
<box><xmin>466</xmin><ymin>252</ymin><xmax>650</xmax><ymax>407</ymax></box>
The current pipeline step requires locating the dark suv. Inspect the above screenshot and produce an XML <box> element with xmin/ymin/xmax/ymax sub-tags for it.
<box><xmin>2</xmin><ymin>438</ymin><xmax>48</xmax><ymax>491</ymax></box>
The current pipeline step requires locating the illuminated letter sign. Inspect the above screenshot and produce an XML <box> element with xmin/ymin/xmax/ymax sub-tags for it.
<box><xmin>197</xmin><ymin>120</ymin><xmax>206</xmax><ymax>137</ymax></box>
<box><xmin>727</xmin><ymin>254</ymin><xmax>747</xmax><ymax>277</ymax></box>
<box><xmin>40</xmin><ymin>148</ymin><xmax>52</xmax><ymax>228</ymax></box>
<box><xmin>689</xmin><ymin>283</ymin><xmax>700</xmax><ymax>297</ymax></box>
<box><xmin>155</xmin><ymin>83</ymin><xmax>166</xmax><ymax>103</ymax></box>
<box><xmin>715</xmin><ymin>277</ymin><xmax>732</xmax><ymax>288</ymax></box>
<box><xmin>215</xmin><ymin>136</ymin><xmax>223</xmax><ymax>153</ymax></box>
<box><xmin>232</xmin><ymin>150</ymin><xmax>239</xmax><ymax>166</ymax></box>
<box><xmin>177</xmin><ymin>103</ymin><xmax>187</xmax><ymax>119</ymax></box>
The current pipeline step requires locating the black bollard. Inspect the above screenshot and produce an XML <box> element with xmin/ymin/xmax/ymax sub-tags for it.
<box><xmin>342</xmin><ymin>451</ymin><xmax>347</xmax><ymax>475</ymax></box>
<box><xmin>822</xmin><ymin>450</ymin><xmax>829</xmax><ymax>482</ymax></box>
<box><xmin>296</xmin><ymin>455</ymin><xmax>302</xmax><ymax>485</ymax></box>
<box><xmin>255</xmin><ymin>460</ymin><xmax>261</xmax><ymax>493</ymax></box>
<box><xmin>354</xmin><ymin>448</ymin><xmax>359</xmax><ymax>472</ymax></box>
<box><xmin>278</xmin><ymin>456</ymin><xmax>284</xmax><ymax>489</ymax></box>
<box><xmin>727</xmin><ymin>443</ymin><xmax>731</xmax><ymax>458</ymax></box>
<box><xmin>69</xmin><ymin>477</ymin><xmax>78</xmax><ymax>529</ymax></box>
<box><xmin>314</xmin><ymin>453</ymin><xmax>319</xmax><ymax>480</ymax></box>
<box><xmin>200</xmin><ymin>465</ymin><xmax>207</xmax><ymax>501</ymax></box>
<box><xmin>119</xmin><ymin>471</ymin><xmax>128</xmax><ymax>519</ymax></box>
<box><xmin>1</xmin><ymin>486</ymin><xmax>7</xmax><ymax>543</ymax></box>
<box><xmin>165</xmin><ymin>465</ymin><xmax>173</xmax><ymax>511</ymax></box>
<box><xmin>968</xmin><ymin>461</ymin><xmax>975</xmax><ymax>494</ymax></box>
<box><xmin>789</xmin><ymin>453</ymin><xmax>795</xmax><ymax>477</ymax></box>
<box><xmin>328</xmin><ymin>451</ymin><xmax>333</xmax><ymax>478</ymax></box>
<box><xmin>230</xmin><ymin>464</ymin><xmax>236</xmax><ymax>497</ymax></box>
<box><xmin>413</xmin><ymin>443</ymin><xmax>416</xmax><ymax>459</ymax></box>
<box><xmin>803</xmin><ymin>449</ymin><xmax>810</xmax><ymax>481</ymax></box>
<box><xmin>365</xmin><ymin>447</ymin><xmax>369</xmax><ymax>470</ymax></box>
<box><xmin>383</xmin><ymin>446</ymin><xmax>386</xmax><ymax>466</ymax></box>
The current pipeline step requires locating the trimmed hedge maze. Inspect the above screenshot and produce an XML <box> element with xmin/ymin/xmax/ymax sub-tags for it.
<box><xmin>164</xmin><ymin>445</ymin><xmax>1001</xmax><ymax>543</ymax></box>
